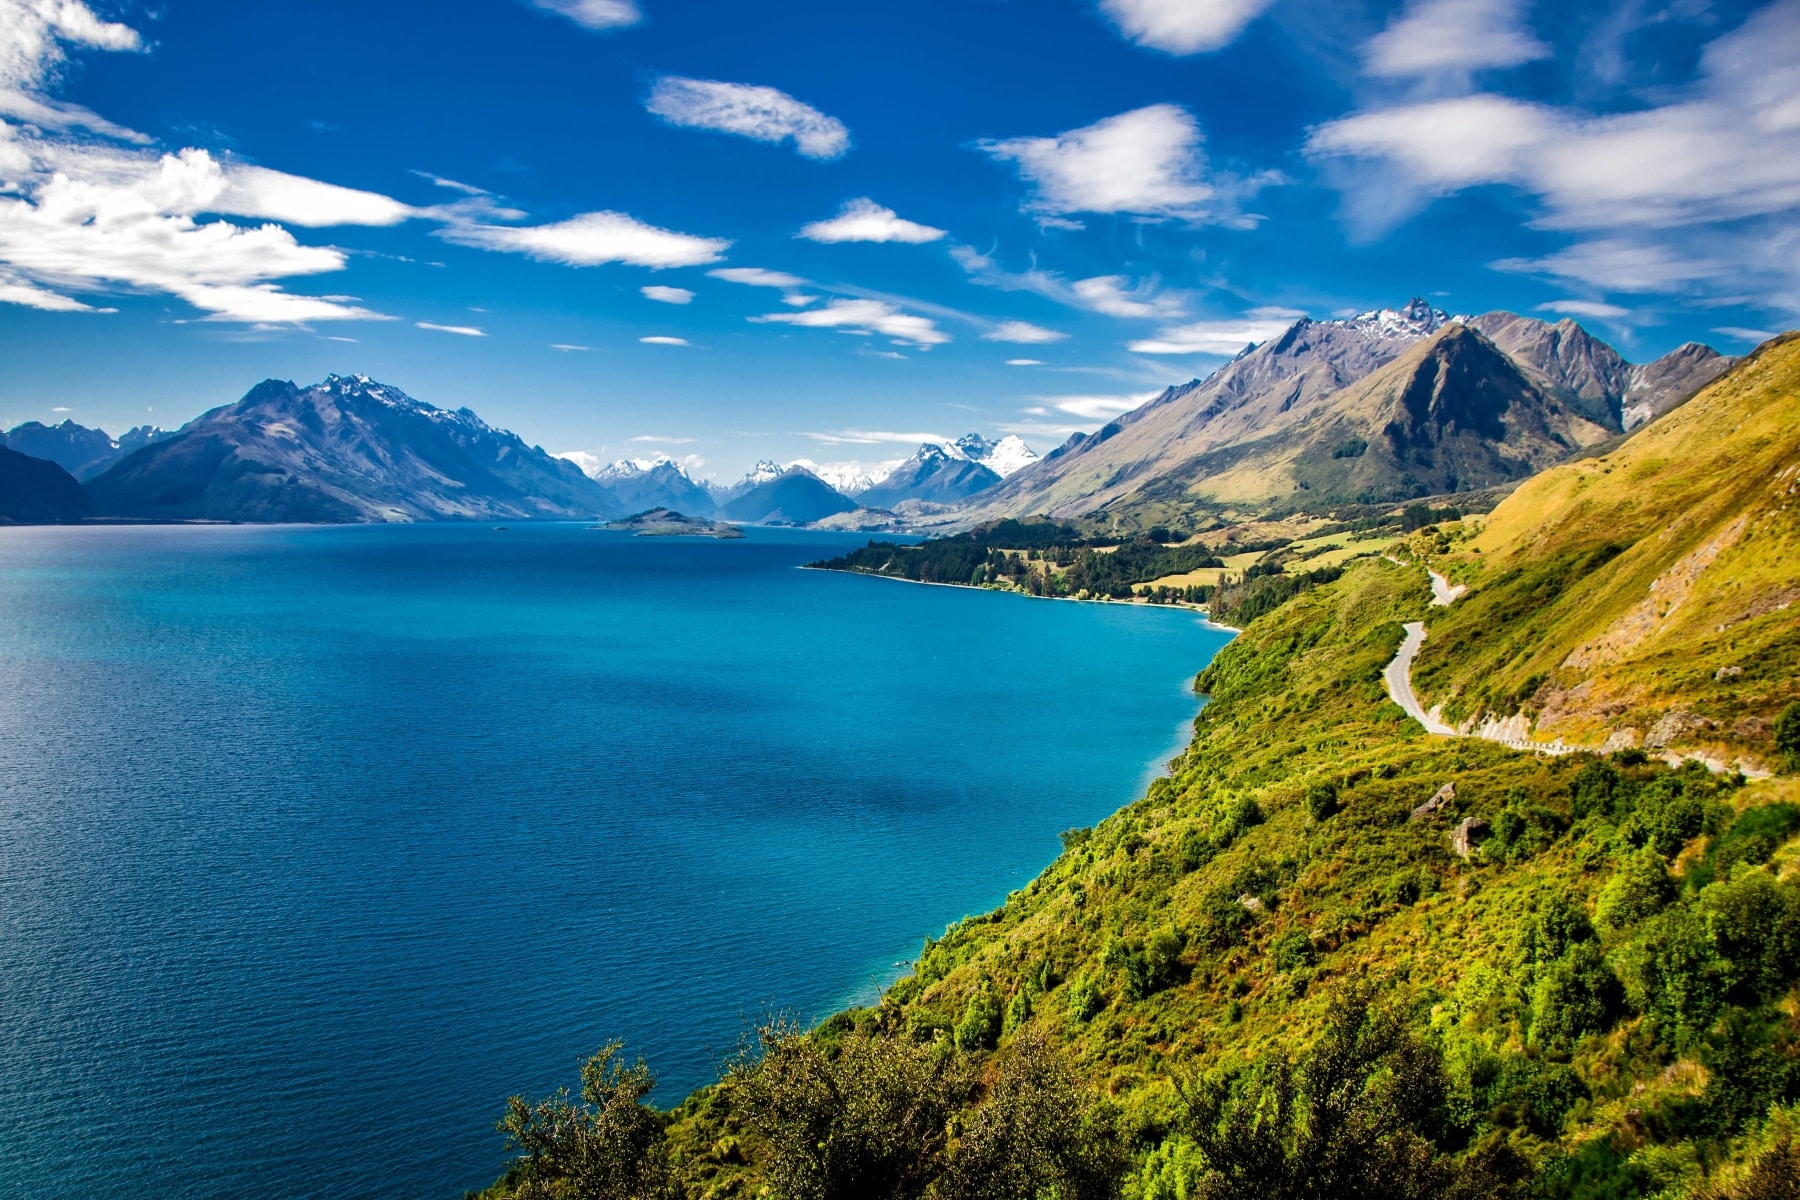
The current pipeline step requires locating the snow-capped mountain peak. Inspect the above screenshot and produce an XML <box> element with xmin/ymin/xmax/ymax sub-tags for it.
<box><xmin>978</xmin><ymin>435</ymin><xmax>1038</xmax><ymax>479</ymax></box>
<box><xmin>1332</xmin><ymin>298</ymin><xmax>1460</xmax><ymax>343</ymax></box>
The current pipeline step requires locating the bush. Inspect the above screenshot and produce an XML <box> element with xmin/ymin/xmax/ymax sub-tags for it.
<box><xmin>955</xmin><ymin>985</ymin><xmax>1004</xmax><ymax>1052</ymax></box>
<box><xmin>496</xmin><ymin>1042</ymin><xmax>675</xmax><ymax>1200</ymax></box>
<box><xmin>1531</xmin><ymin>942</ymin><xmax>1624</xmax><ymax>1048</ymax></box>
<box><xmin>1066</xmin><ymin>975</ymin><xmax>1104</xmax><ymax>1023</ymax></box>
<box><xmin>1306</xmin><ymin>782</ymin><xmax>1340</xmax><ymax>822</ymax></box>
<box><xmin>1596</xmin><ymin>848</ymin><xmax>1677</xmax><ymax>932</ymax></box>
<box><xmin>1270</xmin><ymin>928</ymin><xmax>1315</xmax><ymax>973</ymax></box>
<box><xmin>1777</xmin><ymin>703</ymin><xmax>1800</xmax><ymax>773</ymax></box>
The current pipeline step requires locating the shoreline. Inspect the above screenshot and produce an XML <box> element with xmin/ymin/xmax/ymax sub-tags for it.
<box><xmin>800</xmin><ymin>564</ymin><xmax>1244</xmax><ymax>634</ymax></box>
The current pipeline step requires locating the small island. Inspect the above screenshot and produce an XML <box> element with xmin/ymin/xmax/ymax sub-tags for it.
<box><xmin>602</xmin><ymin>508</ymin><xmax>745</xmax><ymax>538</ymax></box>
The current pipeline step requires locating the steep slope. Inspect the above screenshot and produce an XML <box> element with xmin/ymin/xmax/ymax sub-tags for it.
<box><xmin>1</xmin><ymin>420</ymin><xmax>173</xmax><ymax>480</ymax></box>
<box><xmin>588</xmin><ymin>457</ymin><xmax>717</xmax><ymax>516</ymax></box>
<box><xmin>965</xmin><ymin>305</ymin><xmax>1727</xmax><ymax>529</ymax></box>
<box><xmin>716</xmin><ymin>467</ymin><xmax>856</xmax><ymax>525</ymax></box>
<box><xmin>859</xmin><ymin>443</ymin><xmax>1002</xmax><ymax>507</ymax></box>
<box><xmin>955</xmin><ymin>433</ymin><xmax>1039</xmax><ymax>479</ymax></box>
<box><xmin>964</xmin><ymin>300</ymin><xmax>1459</xmax><ymax>522</ymax></box>
<box><xmin>711</xmin><ymin>459</ymin><xmax>784</xmax><ymax>505</ymax></box>
<box><xmin>1412</xmin><ymin>332</ymin><xmax>1800</xmax><ymax>767</ymax></box>
<box><xmin>0</xmin><ymin>446</ymin><xmax>89</xmax><ymax>523</ymax></box>
<box><xmin>1470</xmin><ymin>313</ymin><xmax>1734</xmax><ymax>431</ymax></box>
<box><xmin>85</xmin><ymin>374</ymin><xmax>619</xmax><ymax>523</ymax></box>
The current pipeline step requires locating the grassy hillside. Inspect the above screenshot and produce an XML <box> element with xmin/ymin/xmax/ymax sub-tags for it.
<box><xmin>1411</xmin><ymin>333</ymin><xmax>1800</xmax><ymax>770</ymax></box>
<box><xmin>478</xmin><ymin>340</ymin><xmax>1800</xmax><ymax>1200</ymax></box>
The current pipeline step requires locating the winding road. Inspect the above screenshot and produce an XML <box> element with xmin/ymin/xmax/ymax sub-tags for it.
<box><xmin>1384</xmin><ymin>621</ymin><xmax>1459</xmax><ymax>735</ymax></box>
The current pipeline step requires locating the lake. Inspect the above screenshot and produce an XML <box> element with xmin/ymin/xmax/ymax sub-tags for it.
<box><xmin>0</xmin><ymin>523</ymin><xmax>1232</xmax><ymax>1199</ymax></box>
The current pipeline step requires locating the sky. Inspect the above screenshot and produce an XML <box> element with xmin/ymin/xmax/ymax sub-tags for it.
<box><xmin>0</xmin><ymin>0</ymin><xmax>1796</xmax><ymax>481</ymax></box>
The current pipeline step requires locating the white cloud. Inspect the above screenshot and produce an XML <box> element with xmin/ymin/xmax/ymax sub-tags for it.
<box><xmin>646</xmin><ymin>76</ymin><xmax>849</xmax><ymax>160</ymax></box>
<box><xmin>417</xmin><ymin>321</ymin><xmax>486</xmax><ymax>336</ymax></box>
<box><xmin>798</xmin><ymin>197</ymin><xmax>945</xmax><ymax>244</ymax></box>
<box><xmin>981</xmin><ymin>104</ymin><xmax>1218</xmax><ymax>219</ymax></box>
<box><xmin>1365</xmin><ymin>0</ymin><xmax>1550</xmax><ymax>78</ymax></box>
<box><xmin>708</xmin><ymin>266</ymin><xmax>807</xmax><ymax>288</ymax></box>
<box><xmin>750</xmin><ymin>297</ymin><xmax>949</xmax><ymax>347</ymax></box>
<box><xmin>1535</xmin><ymin>299</ymin><xmax>1629</xmax><ymax>319</ymax></box>
<box><xmin>641</xmin><ymin>284</ymin><xmax>694</xmax><ymax>304</ymax></box>
<box><xmin>1099</xmin><ymin>0</ymin><xmax>1276</xmax><ymax>54</ymax></box>
<box><xmin>629</xmin><ymin>434</ymin><xmax>696</xmax><ymax>443</ymax></box>
<box><xmin>215</xmin><ymin>164</ymin><xmax>416</xmax><ymax>227</ymax></box>
<box><xmin>1005</xmin><ymin>358</ymin><xmax>1044</xmax><ymax>366</ymax></box>
<box><xmin>550</xmin><ymin>342</ymin><xmax>590</xmax><ymax>351</ymax></box>
<box><xmin>1039</xmin><ymin>392</ymin><xmax>1159</xmax><ymax>420</ymax></box>
<box><xmin>0</xmin><ymin>0</ymin><xmax>140</xmax><ymax>95</ymax></box>
<box><xmin>1492</xmin><ymin>239</ymin><xmax>1725</xmax><ymax>293</ymax></box>
<box><xmin>558</xmin><ymin>450</ymin><xmax>606</xmax><ymax>477</ymax></box>
<box><xmin>982</xmin><ymin>320</ymin><xmax>1066</xmax><ymax>343</ymax></box>
<box><xmin>640</xmin><ymin>335</ymin><xmax>690</xmax><ymax>345</ymax></box>
<box><xmin>1071</xmin><ymin>275</ymin><xmax>1185</xmax><ymax>318</ymax></box>
<box><xmin>1310</xmin><ymin>0</ymin><xmax>1800</xmax><ymax>307</ymax></box>
<box><xmin>1128</xmin><ymin>309</ymin><xmax>1301</xmax><ymax>354</ymax></box>
<box><xmin>527</xmin><ymin>0</ymin><xmax>641</xmax><ymax>30</ymax></box>
<box><xmin>0</xmin><ymin>268</ymin><xmax>108</xmax><ymax>311</ymax></box>
<box><xmin>442</xmin><ymin>211</ymin><xmax>729</xmax><ymax>268</ymax></box>
<box><xmin>1712</xmin><ymin>326</ymin><xmax>1777</xmax><ymax>342</ymax></box>
<box><xmin>802</xmin><ymin>429</ymin><xmax>951</xmax><ymax>446</ymax></box>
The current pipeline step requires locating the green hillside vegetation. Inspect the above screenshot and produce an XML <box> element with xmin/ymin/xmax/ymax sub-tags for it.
<box><xmin>480</xmin><ymin>339</ymin><xmax>1800</xmax><ymax>1200</ymax></box>
<box><xmin>1410</xmin><ymin>333</ymin><xmax>1800</xmax><ymax>770</ymax></box>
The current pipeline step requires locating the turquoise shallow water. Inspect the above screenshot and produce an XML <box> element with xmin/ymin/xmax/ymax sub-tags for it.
<box><xmin>0</xmin><ymin>523</ymin><xmax>1231</xmax><ymax>1199</ymax></box>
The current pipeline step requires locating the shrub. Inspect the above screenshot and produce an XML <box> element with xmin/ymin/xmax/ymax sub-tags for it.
<box><xmin>1306</xmin><ymin>782</ymin><xmax>1340</xmax><ymax>822</ymax></box>
<box><xmin>1270</xmin><ymin>928</ymin><xmax>1315</xmax><ymax>973</ymax></box>
<box><xmin>1066</xmin><ymin>975</ymin><xmax>1104</xmax><ymax>1023</ymax></box>
<box><xmin>1596</xmin><ymin>848</ymin><xmax>1677</xmax><ymax>932</ymax></box>
<box><xmin>955</xmin><ymin>985</ymin><xmax>1004</xmax><ymax>1052</ymax></box>
<box><xmin>497</xmin><ymin>1042</ymin><xmax>675</xmax><ymax>1200</ymax></box>
<box><xmin>1531</xmin><ymin>942</ymin><xmax>1624</xmax><ymax>1048</ymax></box>
<box><xmin>1777</xmin><ymin>703</ymin><xmax>1800</xmax><ymax>773</ymax></box>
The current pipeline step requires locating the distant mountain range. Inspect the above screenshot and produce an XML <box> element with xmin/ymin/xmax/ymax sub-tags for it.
<box><xmin>85</xmin><ymin>375</ymin><xmax>620</xmax><ymax>522</ymax></box>
<box><xmin>0</xmin><ymin>307</ymin><xmax>1742</xmax><ymax>528</ymax></box>
<box><xmin>1</xmin><ymin>419</ymin><xmax>171</xmax><ymax>480</ymax></box>
<box><xmin>962</xmin><ymin>301</ymin><xmax>1732</xmax><ymax>526</ymax></box>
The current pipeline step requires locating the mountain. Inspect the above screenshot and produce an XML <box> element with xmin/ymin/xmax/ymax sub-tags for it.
<box><xmin>586</xmin><ymin>456</ymin><xmax>717</xmax><ymax>516</ymax></box>
<box><xmin>85</xmin><ymin>374</ymin><xmax>620</xmax><ymax>523</ymax></box>
<box><xmin>1468</xmin><ymin>312</ymin><xmax>1734</xmax><ymax>431</ymax></box>
<box><xmin>954</xmin><ymin>433</ymin><xmax>1039</xmax><ymax>479</ymax></box>
<box><xmin>788</xmin><ymin>458</ymin><xmax>902</xmax><ymax>496</ymax></box>
<box><xmin>961</xmin><ymin>302</ymin><xmax>1726</xmax><ymax>528</ymax></box>
<box><xmin>859</xmin><ymin>442</ymin><xmax>1002</xmax><ymax>508</ymax></box>
<box><xmin>0</xmin><ymin>446</ymin><xmax>88</xmax><ymax>525</ymax></box>
<box><xmin>1413</xmin><ymin>330</ymin><xmax>1800</xmax><ymax>766</ymax></box>
<box><xmin>0</xmin><ymin>446</ymin><xmax>89</xmax><ymax>523</ymax></box>
<box><xmin>715</xmin><ymin>467</ymin><xmax>857</xmax><ymax>525</ymax></box>
<box><xmin>1</xmin><ymin>420</ymin><xmax>173</xmax><ymax>481</ymax></box>
<box><xmin>711</xmin><ymin>459</ymin><xmax>785</xmax><ymax>504</ymax></box>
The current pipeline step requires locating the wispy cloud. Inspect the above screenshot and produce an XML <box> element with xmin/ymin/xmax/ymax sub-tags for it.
<box><xmin>982</xmin><ymin>320</ymin><xmax>1066</xmax><ymax>344</ymax></box>
<box><xmin>1036</xmin><ymin>392</ymin><xmax>1158</xmax><ymax>420</ymax></box>
<box><xmin>442</xmin><ymin>212</ymin><xmax>729</xmax><ymax>268</ymax></box>
<box><xmin>1128</xmin><ymin>308</ymin><xmax>1302</xmax><ymax>355</ymax></box>
<box><xmin>1711</xmin><ymin>326</ymin><xmax>1777</xmax><ymax>343</ymax></box>
<box><xmin>1099</xmin><ymin>0</ymin><xmax>1276</xmax><ymax>54</ymax></box>
<box><xmin>980</xmin><ymin>104</ymin><xmax>1276</xmax><ymax>225</ymax></box>
<box><xmin>641</xmin><ymin>284</ymin><xmax>694</xmax><ymax>304</ymax></box>
<box><xmin>1535</xmin><ymin>299</ymin><xmax>1628</xmax><ymax>319</ymax></box>
<box><xmin>802</xmin><ymin>429</ymin><xmax>951</xmax><ymax>446</ymax></box>
<box><xmin>639</xmin><ymin>335</ymin><xmax>690</xmax><ymax>346</ymax></box>
<box><xmin>952</xmin><ymin>247</ymin><xmax>1188</xmax><ymax>320</ymax></box>
<box><xmin>1005</xmin><ymin>358</ymin><xmax>1044</xmax><ymax>366</ymax></box>
<box><xmin>417</xmin><ymin>321</ymin><xmax>486</xmax><ymax>337</ymax></box>
<box><xmin>646</xmin><ymin>77</ymin><xmax>849</xmax><ymax>160</ymax></box>
<box><xmin>526</xmin><ymin>0</ymin><xmax>641</xmax><ymax>31</ymax></box>
<box><xmin>1364</xmin><ymin>0</ymin><xmax>1549</xmax><ymax>78</ymax></box>
<box><xmin>751</xmin><ymin>298</ymin><xmax>949</xmax><ymax>347</ymax></box>
<box><xmin>629</xmin><ymin>434</ymin><xmax>697</xmax><ymax>443</ymax></box>
<box><xmin>1072</xmin><ymin>275</ymin><xmax>1185</xmax><ymax>319</ymax></box>
<box><xmin>799</xmin><ymin>198</ymin><xmax>945</xmax><ymax>244</ymax></box>
<box><xmin>550</xmin><ymin>343</ymin><xmax>590</xmax><ymax>351</ymax></box>
<box><xmin>708</xmin><ymin>266</ymin><xmax>807</xmax><ymax>288</ymax></box>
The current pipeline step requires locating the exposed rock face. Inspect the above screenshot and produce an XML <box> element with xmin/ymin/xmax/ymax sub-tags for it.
<box><xmin>1411</xmin><ymin>782</ymin><xmax>1456</xmax><ymax>821</ymax></box>
<box><xmin>1</xmin><ymin>419</ymin><xmax>173</xmax><ymax>481</ymax></box>
<box><xmin>85</xmin><ymin>375</ymin><xmax>619</xmax><ymax>523</ymax></box>
<box><xmin>1452</xmin><ymin>817</ymin><xmax>1490</xmax><ymax>859</ymax></box>
<box><xmin>958</xmin><ymin>304</ymin><xmax>1729</xmax><ymax>525</ymax></box>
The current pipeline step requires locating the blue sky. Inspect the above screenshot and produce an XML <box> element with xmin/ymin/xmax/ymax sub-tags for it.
<box><xmin>0</xmin><ymin>0</ymin><xmax>1795</xmax><ymax>480</ymax></box>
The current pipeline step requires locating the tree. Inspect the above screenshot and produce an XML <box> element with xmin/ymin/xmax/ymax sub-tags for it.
<box><xmin>1171</xmin><ymin>991</ymin><xmax>1519</xmax><ymax>1200</ymax></box>
<box><xmin>936</xmin><ymin>1029</ymin><xmax>1123</xmax><ymax>1200</ymax></box>
<box><xmin>1777</xmin><ymin>703</ymin><xmax>1800</xmax><ymax>773</ymax></box>
<box><xmin>726</xmin><ymin>1019</ymin><xmax>967</xmax><ymax>1200</ymax></box>
<box><xmin>497</xmin><ymin>1042</ymin><xmax>673</xmax><ymax>1200</ymax></box>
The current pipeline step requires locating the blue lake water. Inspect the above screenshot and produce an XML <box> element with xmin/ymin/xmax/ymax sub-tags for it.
<box><xmin>0</xmin><ymin>523</ymin><xmax>1232</xmax><ymax>1200</ymax></box>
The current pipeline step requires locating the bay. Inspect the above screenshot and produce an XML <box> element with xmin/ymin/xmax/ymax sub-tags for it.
<box><xmin>0</xmin><ymin>523</ymin><xmax>1231</xmax><ymax>1199</ymax></box>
